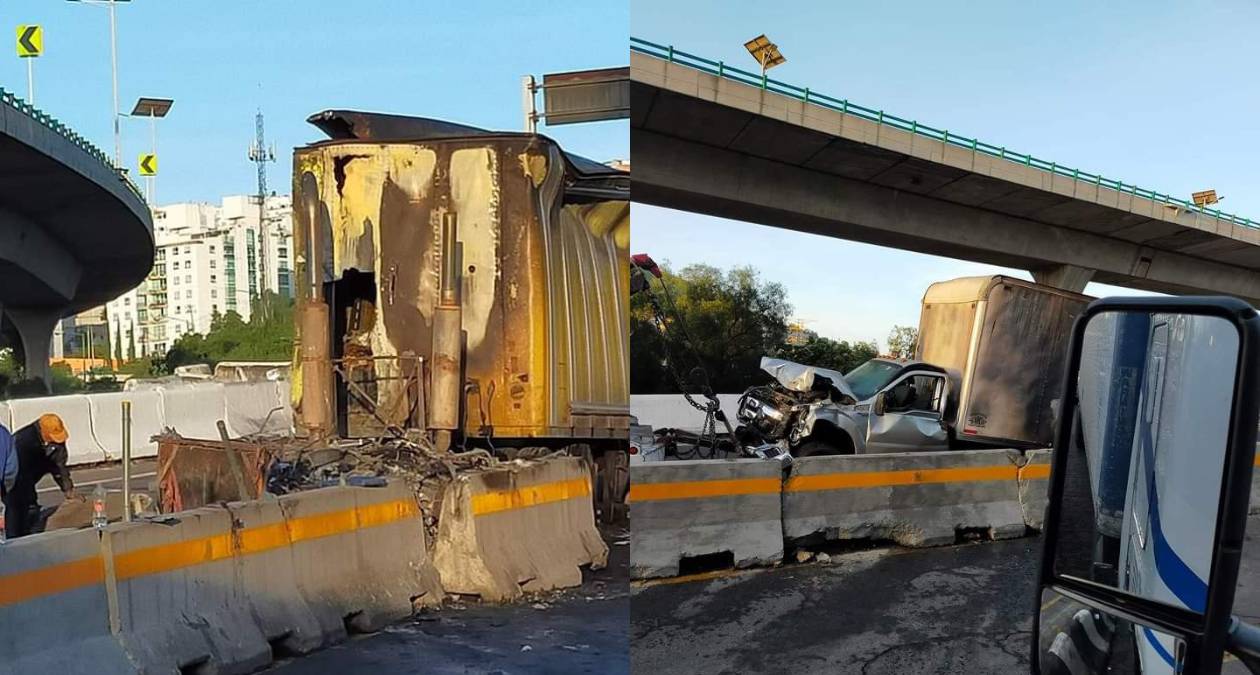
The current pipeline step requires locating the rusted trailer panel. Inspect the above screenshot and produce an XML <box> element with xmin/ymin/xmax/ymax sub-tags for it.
<box><xmin>292</xmin><ymin>111</ymin><xmax>630</xmax><ymax>443</ymax></box>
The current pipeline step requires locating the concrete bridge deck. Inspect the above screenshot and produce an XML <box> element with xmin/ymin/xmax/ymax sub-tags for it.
<box><xmin>0</xmin><ymin>89</ymin><xmax>153</xmax><ymax>382</ymax></box>
<box><xmin>631</xmin><ymin>38</ymin><xmax>1260</xmax><ymax>301</ymax></box>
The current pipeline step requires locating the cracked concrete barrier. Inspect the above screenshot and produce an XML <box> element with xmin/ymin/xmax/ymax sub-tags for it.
<box><xmin>276</xmin><ymin>483</ymin><xmax>443</xmax><ymax>633</ymax></box>
<box><xmin>433</xmin><ymin>456</ymin><xmax>608</xmax><ymax>601</ymax></box>
<box><xmin>1017</xmin><ymin>449</ymin><xmax>1053</xmax><ymax>531</ymax></box>
<box><xmin>782</xmin><ymin>449</ymin><xmax>1029</xmax><ymax>548</ymax></box>
<box><xmin>0</xmin><ymin>528</ymin><xmax>133</xmax><ymax>675</ymax></box>
<box><xmin>96</xmin><ymin>481</ymin><xmax>440</xmax><ymax>674</ymax></box>
<box><xmin>223</xmin><ymin>497</ymin><xmax>340</xmax><ymax>656</ymax></box>
<box><xmin>629</xmin><ymin>459</ymin><xmax>784</xmax><ymax>579</ymax></box>
<box><xmin>108</xmin><ymin>505</ymin><xmax>274</xmax><ymax>674</ymax></box>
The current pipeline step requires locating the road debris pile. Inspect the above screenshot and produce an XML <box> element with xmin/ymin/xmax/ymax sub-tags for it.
<box><xmin>155</xmin><ymin>429</ymin><xmax>579</xmax><ymax>540</ymax></box>
<box><xmin>264</xmin><ymin>433</ymin><xmax>503</xmax><ymax>539</ymax></box>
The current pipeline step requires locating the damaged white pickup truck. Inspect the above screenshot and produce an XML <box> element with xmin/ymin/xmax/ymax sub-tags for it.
<box><xmin>734</xmin><ymin>356</ymin><xmax>953</xmax><ymax>457</ymax></box>
<box><xmin>735</xmin><ymin>274</ymin><xmax>1093</xmax><ymax>458</ymax></box>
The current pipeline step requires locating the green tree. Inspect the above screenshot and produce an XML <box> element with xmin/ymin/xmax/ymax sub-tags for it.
<box><xmin>775</xmin><ymin>330</ymin><xmax>879</xmax><ymax>375</ymax></box>
<box><xmin>631</xmin><ymin>263</ymin><xmax>791</xmax><ymax>394</ymax></box>
<box><xmin>887</xmin><ymin>325</ymin><xmax>919</xmax><ymax>359</ymax></box>
<box><xmin>156</xmin><ymin>292</ymin><xmax>295</xmax><ymax>374</ymax></box>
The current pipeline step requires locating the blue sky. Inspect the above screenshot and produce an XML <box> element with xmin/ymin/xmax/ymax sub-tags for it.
<box><xmin>0</xmin><ymin>1</ymin><xmax>628</xmax><ymax>204</ymax></box>
<box><xmin>631</xmin><ymin>0</ymin><xmax>1260</xmax><ymax>346</ymax></box>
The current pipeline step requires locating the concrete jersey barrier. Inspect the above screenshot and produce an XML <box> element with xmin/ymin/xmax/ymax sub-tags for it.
<box><xmin>433</xmin><ymin>456</ymin><xmax>608</xmax><ymax>601</ymax></box>
<box><xmin>2</xmin><ymin>380</ymin><xmax>296</xmax><ymax>468</ymax></box>
<box><xmin>224</xmin><ymin>381</ymin><xmax>292</xmax><ymax>437</ymax></box>
<box><xmin>7</xmin><ymin>394</ymin><xmax>104</xmax><ymax>465</ymax></box>
<box><xmin>1018</xmin><ymin>449</ymin><xmax>1052</xmax><ymax>530</ymax></box>
<box><xmin>0</xmin><ymin>481</ymin><xmax>443</xmax><ymax>674</ymax></box>
<box><xmin>629</xmin><ymin>458</ymin><xmax>784</xmax><ymax>579</ymax></box>
<box><xmin>86</xmin><ymin>390</ymin><xmax>163</xmax><ymax>460</ymax></box>
<box><xmin>158</xmin><ymin>383</ymin><xmax>229</xmax><ymax>440</ymax></box>
<box><xmin>0</xmin><ymin>528</ymin><xmax>132</xmax><ymax>674</ymax></box>
<box><xmin>782</xmin><ymin>449</ymin><xmax>1030</xmax><ymax>548</ymax></box>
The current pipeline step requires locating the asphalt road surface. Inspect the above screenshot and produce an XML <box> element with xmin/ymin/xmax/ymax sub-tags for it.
<box><xmin>34</xmin><ymin>458</ymin><xmax>159</xmax><ymax>508</ymax></box>
<box><xmin>631</xmin><ymin>513</ymin><xmax>1260</xmax><ymax>675</ymax></box>
<box><xmin>270</xmin><ymin>526</ymin><xmax>630</xmax><ymax>674</ymax></box>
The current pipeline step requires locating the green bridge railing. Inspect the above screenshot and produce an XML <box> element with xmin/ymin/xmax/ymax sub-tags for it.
<box><xmin>0</xmin><ymin>87</ymin><xmax>146</xmax><ymax>205</ymax></box>
<box><xmin>631</xmin><ymin>37</ymin><xmax>1256</xmax><ymax>229</ymax></box>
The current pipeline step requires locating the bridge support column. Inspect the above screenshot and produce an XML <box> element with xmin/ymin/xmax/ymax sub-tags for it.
<box><xmin>6</xmin><ymin>308</ymin><xmax>61</xmax><ymax>392</ymax></box>
<box><xmin>1031</xmin><ymin>264</ymin><xmax>1095</xmax><ymax>294</ymax></box>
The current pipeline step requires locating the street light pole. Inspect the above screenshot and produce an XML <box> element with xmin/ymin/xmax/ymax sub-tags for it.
<box><xmin>109</xmin><ymin>0</ymin><xmax>120</xmax><ymax>167</ymax></box>
<box><xmin>132</xmin><ymin>98</ymin><xmax>172</xmax><ymax>204</ymax></box>
<box><xmin>68</xmin><ymin>0</ymin><xmax>130</xmax><ymax>168</ymax></box>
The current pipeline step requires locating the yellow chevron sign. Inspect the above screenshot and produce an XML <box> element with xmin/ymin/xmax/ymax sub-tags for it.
<box><xmin>16</xmin><ymin>25</ymin><xmax>41</xmax><ymax>58</ymax></box>
<box><xmin>138</xmin><ymin>153</ymin><xmax>157</xmax><ymax>176</ymax></box>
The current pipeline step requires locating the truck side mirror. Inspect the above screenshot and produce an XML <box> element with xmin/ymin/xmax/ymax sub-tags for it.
<box><xmin>872</xmin><ymin>391</ymin><xmax>886</xmax><ymax>416</ymax></box>
<box><xmin>1033</xmin><ymin>297</ymin><xmax>1260</xmax><ymax>675</ymax></box>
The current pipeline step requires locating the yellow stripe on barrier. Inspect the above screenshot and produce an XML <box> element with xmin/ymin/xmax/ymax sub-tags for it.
<box><xmin>472</xmin><ymin>477</ymin><xmax>591</xmax><ymax>516</ymax></box>
<box><xmin>0</xmin><ymin>496</ymin><xmax>419</xmax><ymax>606</ymax></box>
<box><xmin>1020</xmin><ymin>463</ymin><xmax>1052</xmax><ymax>480</ymax></box>
<box><xmin>628</xmin><ymin>477</ymin><xmax>781</xmax><ymax>503</ymax></box>
<box><xmin>0</xmin><ymin>556</ymin><xmax>105</xmax><ymax>606</ymax></box>
<box><xmin>785</xmin><ymin>464</ymin><xmax>1019</xmax><ymax>493</ymax></box>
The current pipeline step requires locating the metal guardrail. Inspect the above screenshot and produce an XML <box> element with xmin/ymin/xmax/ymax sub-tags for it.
<box><xmin>631</xmin><ymin>37</ymin><xmax>1258</xmax><ymax>229</ymax></box>
<box><xmin>0</xmin><ymin>87</ymin><xmax>147</xmax><ymax>205</ymax></box>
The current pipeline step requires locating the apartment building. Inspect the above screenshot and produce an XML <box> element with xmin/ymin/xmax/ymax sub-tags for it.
<box><xmin>103</xmin><ymin>195</ymin><xmax>293</xmax><ymax>359</ymax></box>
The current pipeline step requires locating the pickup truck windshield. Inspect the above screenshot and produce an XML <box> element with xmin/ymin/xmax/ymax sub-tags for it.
<box><xmin>845</xmin><ymin>360</ymin><xmax>903</xmax><ymax>400</ymax></box>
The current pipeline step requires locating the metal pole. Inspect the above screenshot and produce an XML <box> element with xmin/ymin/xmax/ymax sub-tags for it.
<box><xmin>149</xmin><ymin>111</ymin><xmax>157</xmax><ymax>203</ymax></box>
<box><xmin>109</xmin><ymin>0</ymin><xmax>120</xmax><ymax>167</ymax></box>
<box><xmin>121</xmin><ymin>400</ymin><xmax>132</xmax><ymax>522</ymax></box>
<box><xmin>26</xmin><ymin>58</ymin><xmax>34</xmax><ymax>105</ymax></box>
<box><xmin>521</xmin><ymin>75</ymin><xmax>537</xmax><ymax>133</ymax></box>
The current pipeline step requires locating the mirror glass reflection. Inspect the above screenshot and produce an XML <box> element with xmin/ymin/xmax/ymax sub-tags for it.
<box><xmin>1039</xmin><ymin>588</ymin><xmax>1184</xmax><ymax>674</ymax></box>
<box><xmin>1052</xmin><ymin>311</ymin><xmax>1239</xmax><ymax>614</ymax></box>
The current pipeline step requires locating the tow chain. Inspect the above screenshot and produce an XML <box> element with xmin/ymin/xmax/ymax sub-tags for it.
<box><xmin>637</xmin><ymin>274</ymin><xmax>733</xmax><ymax>457</ymax></box>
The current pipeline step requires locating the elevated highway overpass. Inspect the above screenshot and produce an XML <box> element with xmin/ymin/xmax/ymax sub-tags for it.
<box><xmin>631</xmin><ymin>38</ymin><xmax>1260</xmax><ymax>301</ymax></box>
<box><xmin>0</xmin><ymin>89</ymin><xmax>153</xmax><ymax>385</ymax></box>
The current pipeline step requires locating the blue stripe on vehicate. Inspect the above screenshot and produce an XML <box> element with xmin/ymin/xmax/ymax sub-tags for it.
<box><xmin>1138</xmin><ymin>417</ymin><xmax>1208</xmax><ymax>613</ymax></box>
<box><xmin>1142</xmin><ymin>626</ymin><xmax>1176</xmax><ymax>668</ymax></box>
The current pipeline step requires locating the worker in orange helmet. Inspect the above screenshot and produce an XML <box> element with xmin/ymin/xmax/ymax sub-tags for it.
<box><xmin>2</xmin><ymin>414</ymin><xmax>75</xmax><ymax>539</ymax></box>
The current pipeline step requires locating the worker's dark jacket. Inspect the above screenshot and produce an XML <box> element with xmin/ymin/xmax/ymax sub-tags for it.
<box><xmin>3</xmin><ymin>423</ymin><xmax>71</xmax><ymax>538</ymax></box>
<box><xmin>10</xmin><ymin>423</ymin><xmax>73</xmax><ymax>502</ymax></box>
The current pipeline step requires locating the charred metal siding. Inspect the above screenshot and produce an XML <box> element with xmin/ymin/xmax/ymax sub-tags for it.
<box><xmin>293</xmin><ymin>135</ymin><xmax>629</xmax><ymax>440</ymax></box>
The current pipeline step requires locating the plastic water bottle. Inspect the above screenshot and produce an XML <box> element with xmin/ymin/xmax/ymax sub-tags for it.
<box><xmin>92</xmin><ymin>484</ymin><xmax>108</xmax><ymax>530</ymax></box>
<box><xmin>0</xmin><ymin>500</ymin><xmax>7</xmax><ymax>544</ymax></box>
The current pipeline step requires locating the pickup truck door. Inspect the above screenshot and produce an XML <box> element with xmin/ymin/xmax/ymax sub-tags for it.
<box><xmin>865</xmin><ymin>372</ymin><xmax>950</xmax><ymax>453</ymax></box>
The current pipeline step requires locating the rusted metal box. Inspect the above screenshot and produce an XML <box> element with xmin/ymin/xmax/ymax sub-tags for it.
<box><xmin>292</xmin><ymin>111</ymin><xmax>630</xmax><ymax>442</ymax></box>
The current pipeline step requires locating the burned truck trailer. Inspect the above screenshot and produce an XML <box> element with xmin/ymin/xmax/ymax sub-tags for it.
<box><xmin>291</xmin><ymin>111</ymin><xmax>630</xmax><ymax>477</ymax></box>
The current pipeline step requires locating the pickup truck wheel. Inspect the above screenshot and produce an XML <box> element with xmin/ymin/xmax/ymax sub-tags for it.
<box><xmin>795</xmin><ymin>434</ymin><xmax>855</xmax><ymax>457</ymax></box>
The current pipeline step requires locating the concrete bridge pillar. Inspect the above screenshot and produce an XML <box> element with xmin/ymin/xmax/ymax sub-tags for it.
<box><xmin>1031</xmin><ymin>264</ymin><xmax>1095</xmax><ymax>294</ymax></box>
<box><xmin>6</xmin><ymin>307</ymin><xmax>61</xmax><ymax>392</ymax></box>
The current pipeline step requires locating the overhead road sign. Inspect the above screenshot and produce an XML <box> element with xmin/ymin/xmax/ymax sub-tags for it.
<box><xmin>541</xmin><ymin>67</ymin><xmax>629</xmax><ymax>126</ymax></box>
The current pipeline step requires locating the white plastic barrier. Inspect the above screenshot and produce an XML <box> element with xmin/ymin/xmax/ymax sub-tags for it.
<box><xmin>630</xmin><ymin>394</ymin><xmax>742</xmax><ymax>432</ymax></box>
<box><xmin>87</xmin><ymin>391</ymin><xmax>164</xmax><ymax>460</ymax></box>
<box><xmin>223</xmin><ymin>381</ymin><xmax>292</xmax><ymax>437</ymax></box>
<box><xmin>157</xmin><ymin>384</ymin><xmax>228</xmax><ymax>440</ymax></box>
<box><xmin>7</xmin><ymin>395</ymin><xmax>105</xmax><ymax>465</ymax></box>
